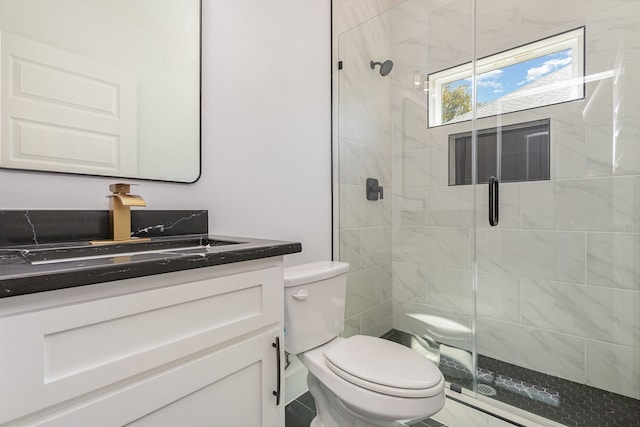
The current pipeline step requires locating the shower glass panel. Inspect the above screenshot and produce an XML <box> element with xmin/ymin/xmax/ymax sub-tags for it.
<box><xmin>336</xmin><ymin>8</ymin><xmax>396</xmax><ymax>340</ymax></box>
<box><xmin>473</xmin><ymin>0</ymin><xmax>640</xmax><ymax>423</ymax></box>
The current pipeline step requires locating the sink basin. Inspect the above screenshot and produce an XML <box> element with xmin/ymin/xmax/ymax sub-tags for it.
<box><xmin>11</xmin><ymin>237</ymin><xmax>244</xmax><ymax>265</ymax></box>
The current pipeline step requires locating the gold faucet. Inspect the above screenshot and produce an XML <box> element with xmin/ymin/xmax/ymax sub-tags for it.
<box><xmin>91</xmin><ymin>183</ymin><xmax>148</xmax><ymax>244</ymax></box>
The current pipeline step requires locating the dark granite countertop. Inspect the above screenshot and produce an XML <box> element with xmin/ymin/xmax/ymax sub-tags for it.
<box><xmin>0</xmin><ymin>234</ymin><xmax>301</xmax><ymax>298</ymax></box>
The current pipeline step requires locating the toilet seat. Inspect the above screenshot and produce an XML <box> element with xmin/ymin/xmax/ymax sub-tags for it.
<box><xmin>324</xmin><ymin>335</ymin><xmax>443</xmax><ymax>398</ymax></box>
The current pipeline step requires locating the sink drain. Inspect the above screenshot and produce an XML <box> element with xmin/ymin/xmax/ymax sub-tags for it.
<box><xmin>477</xmin><ymin>384</ymin><xmax>497</xmax><ymax>396</ymax></box>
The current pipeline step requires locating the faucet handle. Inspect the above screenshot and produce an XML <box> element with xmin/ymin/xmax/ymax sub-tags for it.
<box><xmin>109</xmin><ymin>183</ymin><xmax>138</xmax><ymax>194</ymax></box>
<box><xmin>108</xmin><ymin>183</ymin><xmax>145</xmax><ymax>206</ymax></box>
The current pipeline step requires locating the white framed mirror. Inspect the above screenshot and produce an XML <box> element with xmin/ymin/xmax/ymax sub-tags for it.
<box><xmin>0</xmin><ymin>0</ymin><xmax>201</xmax><ymax>183</ymax></box>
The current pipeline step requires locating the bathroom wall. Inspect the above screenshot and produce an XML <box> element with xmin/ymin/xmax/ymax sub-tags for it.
<box><xmin>391</xmin><ymin>0</ymin><xmax>640</xmax><ymax>400</ymax></box>
<box><xmin>0</xmin><ymin>0</ymin><xmax>332</xmax><ymax>266</ymax></box>
<box><xmin>334</xmin><ymin>1</ymin><xmax>397</xmax><ymax>338</ymax></box>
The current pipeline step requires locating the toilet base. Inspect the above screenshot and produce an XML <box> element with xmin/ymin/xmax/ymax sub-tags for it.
<box><xmin>307</xmin><ymin>373</ymin><xmax>421</xmax><ymax>427</ymax></box>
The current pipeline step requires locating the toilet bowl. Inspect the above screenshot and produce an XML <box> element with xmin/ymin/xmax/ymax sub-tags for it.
<box><xmin>284</xmin><ymin>261</ymin><xmax>445</xmax><ymax>427</ymax></box>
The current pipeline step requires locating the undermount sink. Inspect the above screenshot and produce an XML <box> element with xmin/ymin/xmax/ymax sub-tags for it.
<box><xmin>11</xmin><ymin>237</ymin><xmax>244</xmax><ymax>265</ymax></box>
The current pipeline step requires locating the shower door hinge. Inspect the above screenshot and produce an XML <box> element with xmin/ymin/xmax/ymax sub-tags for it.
<box><xmin>338</xmin><ymin>61</ymin><xmax>343</xmax><ymax>70</ymax></box>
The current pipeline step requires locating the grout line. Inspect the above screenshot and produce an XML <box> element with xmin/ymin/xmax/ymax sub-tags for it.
<box><xmin>584</xmin><ymin>231</ymin><xmax>588</xmax><ymax>286</ymax></box>
<box><xmin>519</xmin><ymin>277</ymin><xmax>523</xmax><ymax>325</ymax></box>
<box><xmin>583</xmin><ymin>339</ymin><xmax>588</xmax><ymax>384</ymax></box>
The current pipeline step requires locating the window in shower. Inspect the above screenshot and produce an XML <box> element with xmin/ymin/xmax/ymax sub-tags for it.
<box><xmin>428</xmin><ymin>27</ymin><xmax>584</xmax><ymax>127</ymax></box>
<box><xmin>448</xmin><ymin>119</ymin><xmax>550</xmax><ymax>185</ymax></box>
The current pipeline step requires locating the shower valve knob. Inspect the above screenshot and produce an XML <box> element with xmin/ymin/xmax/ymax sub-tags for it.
<box><xmin>366</xmin><ymin>178</ymin><xmax>384</xmax><ymax>201</ymax></box>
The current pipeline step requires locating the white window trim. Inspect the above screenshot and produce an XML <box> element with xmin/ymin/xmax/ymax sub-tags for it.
<box><xmin>428</xmin><ymin>27</ymin><xmax>585</xmax><ymax>127</ymax></box>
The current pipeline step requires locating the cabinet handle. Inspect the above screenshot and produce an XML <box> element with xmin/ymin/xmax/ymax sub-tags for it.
<box><xmin>488</xmin><ymin>176</ymin><xmax>499</xmax><ymax>226</ymax></box>
<box><xmin>272</xmin><ymin>336</ymin><xmax>281</xmax><ymax>406</ymax></box>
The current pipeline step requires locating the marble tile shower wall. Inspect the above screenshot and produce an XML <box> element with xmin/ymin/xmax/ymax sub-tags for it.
<box><xmin>389</xmin><ymin>0</ymin><xmax>640</xmax><ymax>401</ymax></box>
<box><xmin>336</xmin><ymin>4</ymin><xmax>396</xmax><ymax>338</ymax></box>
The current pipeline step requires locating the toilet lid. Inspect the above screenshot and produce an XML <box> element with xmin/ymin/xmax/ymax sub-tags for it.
<box><xmin>324</xmin><ymin>335</ymin><xmax>443</xmax><ymax>398</ymax></box>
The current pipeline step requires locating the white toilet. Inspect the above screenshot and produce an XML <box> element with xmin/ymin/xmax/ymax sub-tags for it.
<box><xmin>284</xmin><ymin>261</ymin><xmax>445</xmax><ymax>427</ymax></box>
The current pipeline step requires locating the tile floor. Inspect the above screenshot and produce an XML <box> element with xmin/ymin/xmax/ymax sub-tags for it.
<box><xmin>285</xmin><ymin>391</ymin><xmax>447</xmax><ymax>427</ymax></box>
<box><xmin>285</xmin><ymin>330</ymin><xmax>640</xmax><ymax>427</ymax></box>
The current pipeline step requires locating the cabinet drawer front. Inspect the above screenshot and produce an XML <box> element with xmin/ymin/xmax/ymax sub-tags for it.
<box><xmin>0</xmin><ymin>265</ymin><xmax>283</xmax><ymax>424</ymax></box>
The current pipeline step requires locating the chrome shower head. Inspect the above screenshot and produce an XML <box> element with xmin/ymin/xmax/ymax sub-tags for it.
<box><xmin>370</xmin><ymin>59</ymin><xmax>394</xmax><ymax>76</ymax></box>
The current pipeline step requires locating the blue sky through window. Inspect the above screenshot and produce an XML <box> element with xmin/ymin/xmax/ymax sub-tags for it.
<box><xmin>444</xmin><ymin>48</ymin><xmax>573</xmax><ymax>105</ymax></box>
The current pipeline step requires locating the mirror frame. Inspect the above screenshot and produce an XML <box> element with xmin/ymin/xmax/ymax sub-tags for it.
<box><xmin>0</xmin><ymin>0</ymin><xmax>202</xmax><ymax>184</ymax></box>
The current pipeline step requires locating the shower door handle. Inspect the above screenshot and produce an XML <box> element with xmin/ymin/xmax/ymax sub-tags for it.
<box><xmin>488</xmin><ymin>176</ymin><xmax>499</xmax><ymax>226</ymax></box>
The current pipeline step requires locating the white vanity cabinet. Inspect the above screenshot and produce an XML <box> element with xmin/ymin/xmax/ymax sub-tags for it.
<box><xmin>0</xmin><ymin>258</ymin><xmax>285</xmax><ymax>426</ymax></box>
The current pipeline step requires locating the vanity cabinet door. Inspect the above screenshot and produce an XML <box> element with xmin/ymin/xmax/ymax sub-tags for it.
<box><xmin>126</xmin><ymin>327</ymin><xmax>283</xmax><ymax>427</ymax></box>
<box><xmin>24</xmin><ymin>327</ymin><xmax>284</xmax><ymax>427</ymax></box>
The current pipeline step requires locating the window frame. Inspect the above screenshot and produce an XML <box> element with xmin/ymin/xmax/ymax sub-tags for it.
<box><xmin>428</xmin><ymin>27</ymin><xmax>585</xmax><ymax>128</ymax></box>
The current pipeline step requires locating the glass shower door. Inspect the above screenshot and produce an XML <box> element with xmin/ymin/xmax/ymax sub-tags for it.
<box><xmin>473</xmin><ymin>0</ymin><xmax>640</xmax><ymax>423</ymax></box>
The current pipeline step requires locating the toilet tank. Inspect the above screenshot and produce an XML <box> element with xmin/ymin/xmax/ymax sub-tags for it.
<box><xmin>283</xmin><ymin>261</ymin><xmax>349</xmax><ymax>354</ymax></box>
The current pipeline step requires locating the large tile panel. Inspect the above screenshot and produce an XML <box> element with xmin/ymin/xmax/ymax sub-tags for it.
<box><xmin>553</xmin><ymin>125</ymin><xmax>586</xmax><ymax>179</ymax></box>
<box><xmin>424</xmin><ymin>0</ymin><xmax>473</xmax><ymax>74</ymax></box>
<box><xmin>393</xmin><ymin>300</ymin><xmax>473</xmax><ymax>350</ymax></box>
<box><xmin>522</xmin><ymin>177</ymin><xmax>640</xmax><ymax>232</ymax></box>
<box><xmin>585</xmin><ymin>1</ymin><xmax>640</xmax><ymax>73</ymax></box>
<box><xmin>392</xmin><ymin>148</ymin><xmax>433</xmax><ymax>188</ymax></box>
<box><xmin>392</xmin><ymin>0</ymin><xmax>431</xmax><ymax>79</ymax></box>
<box><xmin>618</xmin><ymin>59</ymin><xmax>640</xmax><ymax>121</ymax></box>
<box><xmin>391</xmin><ymin>78</ymin><xmax>428</xmax><ymax>153</ymax></box>
<box><xmin>360</xmin><ymin>226</ymin><xmax>392</xmax><ymax>268</ymax></box>
<box><xmin>477</xmin><ymin>273</ymin><xmax>521</xmax><ymax>322</ymax></box>
<box><xmin>333</xmin><ymin>0</ymin><xmax>395</xmax><ymax>35</ymax></box>
<box><xmin>339</xmin><ymin>229</ymin><xmax>361</xmax><ymax>272</ymax></box>
<box><xmin>614</xmin><ymin>118</ymin><xmax>640</xmax><ymax>176</ymax></box>
<box><xmin>586</xmin><ymin>341</ymin><xmax>640</xmax><ymax>399</ymax></box>
<box><xmin>393</xmin><ymin>225</ymin><xmax>470</xmax><ymax>269</ymax></box>
<box><xmin>345</xmin><ymin>267</ymin><xmax>384</xmax><ymax>318</ymax></box>
<box><xmin>475</xmin><ymin>183</ymin><xmax>522</xmax><ymax>229</ymax></box>
<box><xmin>587</xmin><ymin>232</ymin><xmax>640</xmax><ymax>290</ymax></box>
<box><xmin>586</xmin><ymin>122</ymin><xmax>616</xmax><ymax>177</ymax></box>
<box><xmin>522</xmin><ymin>279</ymin><xmax>640</xmax><ymax>347</ymax></box>
<box><xmin>586</xmin><ymin>119</ymin><xmax>640</xmax><ymax>177</ymax></box>
<box><xmin>477</xmin><ymin>318</ymin><xmax>586</xmax><ymax>383</ymax></box>
<box><xmin>391</xmin><ymin>261</ymin><xmax>428</xmax><ymax>303</ymax></box>
<box><xmin>428</xmin><ymin>185</ymin><xmax>474</xmax><ymax>228</ymax></box>
<box><xmin>338</xmin><ymin>12</ymin><xmax>392</xmax><ymax>151</ymax></box>
<box><xmin>391</xmin><ymin>188</ymin><xmax>429</xmax><ymax>226</ymax></box>
<box><xmin>477</xmin><ymin>229</ymin><xmax>585</xmax><ymax>283</ymax></box>
<box><xmin>361</xmin><ymin>300</ymin><xmax>393</xmax><ymax>337</ymax></box>
<box><xmin>427</xmin><ymin>267</ymin><xmax>473</xmax><ymax>315</ymax></box>
<box><xmin>340</xmin><ymin>184</ymin><xmax>384</xmax><ymax>228</ymax></box>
